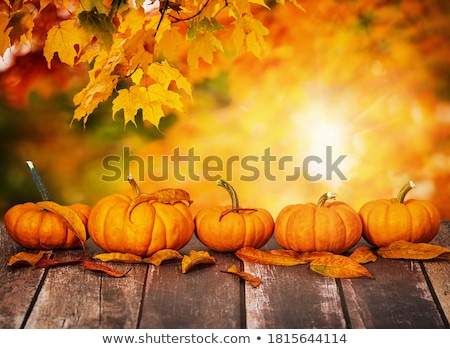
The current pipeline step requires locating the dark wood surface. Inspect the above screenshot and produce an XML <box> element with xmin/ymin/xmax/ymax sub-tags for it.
<box><xmin>0</xmin><ymin>221</ymin><xmax>449</xmax><ymax>329</ymax></box>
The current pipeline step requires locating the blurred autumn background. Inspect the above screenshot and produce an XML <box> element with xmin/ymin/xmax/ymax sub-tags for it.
<box><xmin>1</xmin><ymin>0</ymin><xmax>449</xmax><ymax>220</ymax></box>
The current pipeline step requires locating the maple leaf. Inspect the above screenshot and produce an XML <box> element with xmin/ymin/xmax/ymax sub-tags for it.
<box><xmin>232</xmin><ymin>14</ymin><xmax>269</xmax><ymax>58</ymax></box>
<box><xmin>44</xmin><ymin>19</ymin><xmax>91</xmax><ymax>68</ymax></box>
<box><xmin>112</xmin><ymin>84</ymin><xmax>184</xmax><ymax>127</ymax></box>
<box><xmin>0</xmin><ymin>14</ymin><xmax>13</xmax><ymax>56</ymax></box>
<box><xmin>6</xmin><ymin>9</ymin><xmax>34</xmax><ymax>45</ymax></box>
<box><xmin>147</xmin><ymin>61</ymin><xmax>192</xmax><ymax>96</ymax></box>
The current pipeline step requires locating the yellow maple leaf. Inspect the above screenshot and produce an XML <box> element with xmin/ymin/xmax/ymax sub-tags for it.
<box><xmin>232</xmin><ymin>14</ymin><xmax>269</xmax><ymax>59</ymax></box>
<box><xmin>0</xmin><ymin>14</ymin><xmax>13</xmax><ymax>57</ymax></box>
<box><xmin>112</xmin><ymin>84</ymin><xmax>184</xmax><ymax>127</ymax></box>
<box><xmin>44</xmin><ymin>19</ymin><xmax>91</xmax><ymax>68</ymax></box>
<box><xmin>147</xmin><ymin>61</ymin><xmax>192</xmax><ymax>96</ymax></box>
<box><xmin>187</xmin><ymin>31</ymin><xmax>224</xmax><ymax>69</ymax></box>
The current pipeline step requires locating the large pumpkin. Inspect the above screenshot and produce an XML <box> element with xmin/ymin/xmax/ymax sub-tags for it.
<box><xmin>3</xmin><ymin>161</ymin><xmax>90</xmax><ymax>250</ymax></box>
<box><xmin>88</xmin><ymin>176</ymin><xmax>194</xmax><ymax>257</ymax></box>
<box><xmin>275</xmin><ymin>192</ymin><xmax>362</xmax><ymax>254</ymax></box>
<box><xmin>194</xmin><ymin>179</ymin><xmax>274</xmax><ymax>252</ymax></box>
<box><xmin>359</xmin><ymin>181</ymin><xmax>441</xmax><ymax>248</ymax></box>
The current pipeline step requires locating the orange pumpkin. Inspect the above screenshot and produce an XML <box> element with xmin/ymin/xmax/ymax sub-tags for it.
<box><xmin>88</xmin><ymin>176</ymin><xmax>194</xmax><ymax>257</ymax></box>
<box><xmin>194</xmin><ymin>179</ymin><xmax>274</xmax><ymax>252</ymax></box>
<box><xmin>359</xmin><ymin>181</ymin><xmax>441</xmax><ymax>248</ymax></box>
<box><xmin>275</xmin><ymin>192</ymin><xmax>362</xmax><ymax>254</ymax></box>
<box><xmin>4</xmin><ymin>202</ymin><xmax>90</xmax><ymax>249</ymax></box>
<box><xmin>3</xmin><ymin>161</ymin><xmax>90</xmax><ymax>250</ymax></box>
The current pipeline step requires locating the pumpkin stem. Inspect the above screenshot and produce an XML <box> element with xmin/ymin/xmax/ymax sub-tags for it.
<box><xmin>395</xmin><ymin>180</ymin><xmax>416</xmax><ymax>203</ymax></box>
<box><xmin>317</xmin><ymin>192</ymin><xmax>337</xmax><ymax>207</ymax></box>
<box><xmin>127</xmin><ymin>175</ymin><xmax>142</xmax><ymax>197</ymax></box>
<box><xmin>217</xmin><ymin>178</ymin><xmax>239</xmax><ymax>212</ymax></box>
<box><xmin>26</xmin><ymin>161</ymin><xmax>51</xmax><ymax>201</ymax></box>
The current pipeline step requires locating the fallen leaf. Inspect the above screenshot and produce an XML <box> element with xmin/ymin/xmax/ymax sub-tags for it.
<box><xmin>221</xmin><ymin>264</ymin><xmax>261</xmax><ymax>287</ymax></box>
<box><xmin>7</xmin><ymin>250</ymin><xmax>47</xmax><ymax>267</ymax></box>
<box><xmin>181</xmin><ymin>250</ymin><xmax>216</xmax><ymax>273</ymax></box>
<box><xmin>235</xmin><ymin>247</ymin><xmax>307</xmax><ymax>266</ymax></box>
<box><xmin>268</xmin><ymin>249</ymin><xmax>302</xmax><ymax>258</ymax></box>
<box><xmin>94</xmin><ymin>252</ymin><xmax>144</xmax><ymax>263</ymax></box>
<box><xmin>377</xmin><ymin>240</ymin><xmax>450</xmax><ymax>260</ymax></box>
<box><xmin>35</xmin><ymin>256</ymin><xmax>86</xmax><ymax>268</ymax></box>
<box><xmin>80</xmin><ymin>261</ymin><xmax>128</xmax><ymax>277</ymax></box>
<box><xmin>309</xmin><ymin>255</ymin><xmax>374</xmax><ymax>279</ymax></box>
<box><xmin>349</xmin><ymin>246</ymin><xmax>378</xmax><ymax>264</ymax></box>
<box><xmin>36</xmin><ymin>201</ymin><xmax>87</xmax><ymax>251</ymax></box>
<box><xmin>144</xmin><ymin>249</ymin><xmax>183</xmax><ymax>266</ymax></box>
<box><xmin>297</xmin><ymin>251</ymin><xmax>334</xmax><ymax>262</ymax></box>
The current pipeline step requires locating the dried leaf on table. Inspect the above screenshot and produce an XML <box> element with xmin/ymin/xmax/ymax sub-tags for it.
<box><xmin>80</xmin><ymin>261</ymin><xmax>128</xmax><ymax>277</ymax></box>
<box><xmin>144</xmin><ymin>249</ymin><xmax>183</xmax><ymax>266</ymax></box>
<box><xmin>221</xmin><ymin>264</ymin><xmax>261</xmax><ymax>287</ymax></box>
<box><xmin>377</xmin><ymin>240</ymin><xmax>450</xmax><ymax>260</ymax></box>
<box><xmin>94</xmin><ymin>252</ymin><xmax>144</xmax><ymax>263</ymax></box>
<box><xmin>349</xmin><ymin>246</ymin><xmax>378</xmax><ymax>264</ymax></box>
<box><xmin>7</xmin><ymin>250</ymin><xmax>48</xmax><ymax>267</ymax></box>
<box><xmin>36</xmin><ymin>256</ymin><xmax>86</xmax><ymax>268</ymax></box>
<box><xmin>297</xmin><ymin>251</ymin><xmax>334</xmax><ymax>262</ymax></box>
<box><xmin>309</xmin><ymin>254</ymin><xmax>374</xmax><ymax>279</ymax></box>
<box><xmin>235</xmin><ymin>247</ymin><xmax>307</xmax><ymax>266</ymax></box>
<box><xmin>36</xmin><ymin>201</ymin><xmax>87</xmax><ymax>251</ymax></box>
<box><xmin>181</xmin><ymin>250</ymin><xmax>216</xmax><ymax>273</ymax></box>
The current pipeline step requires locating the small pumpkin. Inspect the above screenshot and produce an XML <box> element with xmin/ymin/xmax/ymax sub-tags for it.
<box><xmin>3</xmin><ymin>161</ymin><xmax>90</xmax><ymax>250</ymax></box>
<box><xmin>274</xmin><ymin>192</ymin><xmax>362</xmax><ymax>254</ymax></box>
<box><xmin>88</xmin><ymin>176</ymin><xmax>194</xmax><ymax>257</ymax></box>
<box><xmin>359</xmin><ymin>181</ymin><xmax>441</xmax><ymax>248</ymax></box>
<box><xmin>194</xmin><ymin>179</ymin><xmax>274</xmax><ymax>252</ymax></box>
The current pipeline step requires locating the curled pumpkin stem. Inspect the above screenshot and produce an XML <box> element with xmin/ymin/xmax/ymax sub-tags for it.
<box><xmin>216</xmin><ymin>178</ymin><xmax>257</xmax><ymax>221</ymax></box>
<box><xmin>127</xmin><ymin>175</ymin><xmax>142</xmax><ymax>197</ymax></box>
<box><xmin>396</xmin><ymin>180</ymin><xmax>416</xmax><ymax>203</ymax></box>
<box><xmin>26</xmin><ymin>161</ymin><xmax>51</xmax><ymax>201</ymax></box>
<box><xmin>317</xmin><ymin>192</ymin><xmax>337</xmax><ymax>208</ymax></box>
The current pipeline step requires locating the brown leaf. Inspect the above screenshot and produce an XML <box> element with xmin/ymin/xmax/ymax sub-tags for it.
<box><xmin>80</xmin><ymin>261</ymin><xmax>128</xmax><ymax>277</ymax></box>
<box><xmin>377</xmin><ymin>240</ymin><xmax>450</xmax><ymax>260</ymax></box>
<box><xmin>309</xmin><ymin>255</ymin><xmax>374</xmax><ymax>279</ymax></box>
<box><xmin>35</xmin><ymin>256</ymin><xmax>86</xmax><ymax>268</ymax></box>
<box><xmin>7</xmin><ymin>250</ymin><xmax>48</xmax><ymax>267</ymax></box>
<box><xmin>36</xmin><ymin>201</ymin><xmax>87</xmax><ymax>251</ymax></box>
<box><xmin>94</xmin><ymin>252</ymin><xmax>144</xmax><ymax>263</ymax></box>
<box><xmin>144</xmin><ymin>249</ymin><xmax>183</xmax><ymax>266</ymax></box>
<box><xmin>349</xmin><ymin>246</ymin><xmax>378</xmax><ymax>264</ymax></box>
<box><xmin>235</xmin><ymin>247</ymin><xmax>307</xmax><ymax>266</ymax></box>
<box><xmin>181</xmin><ymin>250</ymin><xmax>216</xmax><ymax>273</ymax></box>
<box><xmin>221</xmin><ymin>264</ymin><xmax>261</xmax><ymax>287</ymax></box>
<box><xmin>151</xmin><ymin>188</ymin><xmax>193</xmax><ymax>207</ymax></box>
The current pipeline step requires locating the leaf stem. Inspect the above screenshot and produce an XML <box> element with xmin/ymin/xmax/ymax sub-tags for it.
<box><xmin>217</xmin><ymin>178</ymin><xmax>239</xmax><ymax>212</ymax></box>
<box><xmin>317</xmin><ymin>192</ymin><xmax>337</xmax><ymax>207</ymax></box>
<box><xmin>395</xmin><ymin>180</ymin><xmax>416</xmax><ymax>203</ymax></box>
<box><xmin>26</xmin><ymin>161</ymin><xmax>51</xmax><ymax>201</ymax></box>
<box><xmin>127</xmin><ymin>175</ymin><xmax>142</xmax><ymax>197</ymax></box>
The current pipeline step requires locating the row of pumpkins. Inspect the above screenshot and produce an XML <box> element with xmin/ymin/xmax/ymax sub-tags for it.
<box><xmin>3</xmin><ymin>164</ymin><xmax>442</xmax><ymax>257</ymax></box>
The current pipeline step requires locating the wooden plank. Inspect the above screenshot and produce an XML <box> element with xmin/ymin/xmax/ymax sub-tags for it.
<box><xmin>24</xmin><ymin>240</ymin><xmax>147</xmax><ymax>329</ymax></box>
<box><xmin>244</xmin><ymin>238</ymin><xmax>346</xmax><ymax>329</ymax></box>
<box><xmin>138</xmin><ymin>236</ymin><xmax>243</xmax><ymax>329</ymax></box>
<box><xmin>340</xmin><ymin>232</ymin><xmax>447</xmax><ymax>329</ymax></box>
<box><xmin>0</xmin><ymin>223</ymin><xmax>47</xmax><ymax>329</ymax></box>
<box><xmin>422</xmin><ymin>221</ymin><xmax>450</xmax><ymax>326</ymax></box>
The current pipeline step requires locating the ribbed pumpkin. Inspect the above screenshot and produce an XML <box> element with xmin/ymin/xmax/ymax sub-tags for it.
<box><xmin>3</xmin><ymin>161</ymin><xmax>90</xmax><ymax>250</ymax></box>
<box><xmin>275</xmin><ymin>192</ymin><xmax>362</xmax><ymax>254</ymax></box>
<box><xmin>359</xmin><ymin>181</ymin><xmax>441</xmax><ymax>248</ymax></box>
<box><xmin>194</xmin><ymin>179</ymin><xmax>274</xmax><ymax>252</ymax></box>
<box><xmin>4</xmin><ymin>202</ymin><xmax>90</xmax><ymax>250</ymax></box>
<box><xmin>88</xmin><ymin>176</ymin><xmax>194</xmax><ymax>257</ymax></box>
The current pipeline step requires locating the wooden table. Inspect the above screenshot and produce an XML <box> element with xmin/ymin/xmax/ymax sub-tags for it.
<box><xmin>0</xmin><ymin>221</ymin><xmax>449</xmax><ymax>329</ymax></box>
